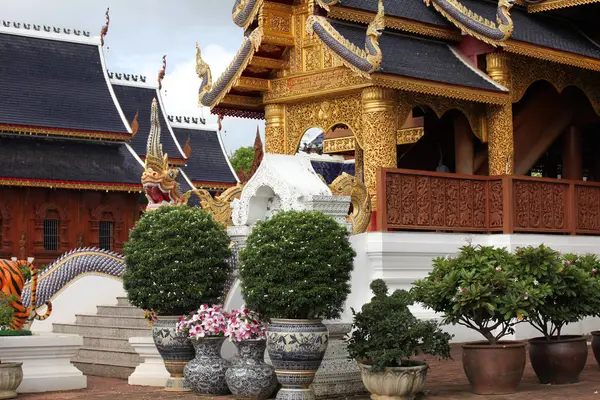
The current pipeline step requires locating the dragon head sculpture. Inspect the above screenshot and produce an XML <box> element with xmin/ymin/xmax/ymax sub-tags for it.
<box><xmin>141</xmin><ymin>99</ymin><xmax>190</xmax><ymax>211</ymax></box>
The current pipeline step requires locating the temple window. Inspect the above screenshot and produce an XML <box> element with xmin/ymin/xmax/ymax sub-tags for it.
<box><xmin>43</xmin><ymin>215</ymin><xmax>60</xmax><ymax>251</ymax></box>
<box><xmin>99</xmin><ymin>220</ymin><xmax>114</xmax><ymax>251</ymax></box>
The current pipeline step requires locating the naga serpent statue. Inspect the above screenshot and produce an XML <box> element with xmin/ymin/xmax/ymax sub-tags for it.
<box><xmin>328</xmin><ymin>173</ymin><xmax>371</xmax><ymax>235</ymax></box>
<box><xmin>196</xmin><ymin>28</ymin><xmax>263</xmax><ymax>109</ymax></box>
<box><xmin>424</xmin><ymin>0</ymin><xmax>517</xmax><ymax>45</ymax></box>
<box><xmin>306</xmin><ymin>0</ymin><xmax>385</xmax><ymax>78</ymax></box>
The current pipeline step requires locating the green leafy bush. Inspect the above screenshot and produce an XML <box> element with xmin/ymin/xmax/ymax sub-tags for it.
<box><xmin>240</xmin><ymin>211</ymin><xmax>355</xmax><ymax>320</ymax></box>
<box><xmin>411</xmin><ymin>245</ymin><xmax>550</xmax><ymax>344</ymax></box>
<box><xmin>0</xmin><ymin>293</ymin><xmax>15</xmax><ymax>330</ymax></box>
<box><xmin>347</xmin><ymin>280</ymin><xmax>452</xmax><ymax>372</ymax></box>
<box><xmin>123</xmin><ymin>206</ymin><xmax>231</xmax><ymax>315</ymax></box>
<box><xmin>515</xmin><ymin>246</ymin><xmax>600</xmax><ymax>339</ymax></box>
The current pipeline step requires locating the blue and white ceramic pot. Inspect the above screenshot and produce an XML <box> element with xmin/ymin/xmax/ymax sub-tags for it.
<box><xmin>226</xmin><ymin>339</ymin><xmax>278</xmax><ymax>400</ymax></box>
<box><xmin>184</xmin><ymin>337</ymin><xmax>231</xmax><ymax>395</ymax></box>
<box><xmin>152</xmin><ymin>316</ymin><xmax>194</xmax><ymax>392</ymax></box>
<box><xmin>267</xmin><ymin>319</ymin><xmax>329</xmax><ymax>400</ymax></box>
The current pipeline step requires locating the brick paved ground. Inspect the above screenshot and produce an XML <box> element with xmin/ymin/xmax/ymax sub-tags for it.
<box><xmin>20</xmin><ymin>345</ymin><xmax>600</xmax><ymax>400</ymax></box>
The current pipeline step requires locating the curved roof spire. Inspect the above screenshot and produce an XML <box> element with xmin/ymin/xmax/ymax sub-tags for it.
<box><xmin>100</xmin><ymin>7</ymin><xmax>110</xmax><ymax>46</ymax></box>
<box><xmin>158</xmin><ymin>55</ymin><xmax>167</xmax><ymax>90</ymax></box>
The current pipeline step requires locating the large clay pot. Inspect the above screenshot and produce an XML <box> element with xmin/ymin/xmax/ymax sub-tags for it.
<box><xmin>462</xmin><ymin>341</ymin><xmax>526</xmax><ymax>394</ymax></box>
<box><xmin>184</xmin><ymin>337</ymin><xmax>230</xmax><ymax>395</ymax></box>
<box><xmin>267</xmin><ymin>319</ymin><xmax>329</xmax><ymax>400</ymax></box>
<box><xmin>529</xmin><ymin>335</ymin><xmax>588</xmax><ymax>384</ymax></box>
<box><xmin>592</xmin><ymin>331</ymin><xmax>600</xmax><ymax>366</ymax></box>
<box><xmin>0</xmin><ymin>362</ymin><xmax>23</xmax><ymax>400</ymax></box>
<box><xmin>358</xmin><ymin>362</ymin><xmax>428</xmax><ymax>400</ymax></box>
<box><xmin>152</xmin><ymin>316</ymin><xmax>194</xmax><ymax>391</ymax></box>
<box><xmin>226</xmin><ymin>339</ymin><xmax>277</xmax><ymax>400</ymax></box>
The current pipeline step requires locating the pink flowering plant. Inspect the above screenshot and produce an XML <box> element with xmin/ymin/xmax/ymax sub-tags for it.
<box><xmin>176</xmin><ymin>304</ymin><xmax>228</xmax><ymax>339</ymax></box>
<box><xmin>225</xmin><ymin>306</ymin><xmax>266</xmax><ymax>342</ymax></box>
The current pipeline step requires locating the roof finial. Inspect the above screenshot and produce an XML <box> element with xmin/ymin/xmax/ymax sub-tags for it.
<box><xmin>184</xmin><ymin>136</ymin><xmax>192</xmax><ymax>158</ymax></box>
<box><xmin>245</xmin><ymin>126</ymin><xmax>264</xmax><ymax>183</ymax></box>
<box><xmin>100</xmin><ymin>8</ymin><xmax>110</xmax><ymax>46</ymax></box>
<box><xmin>131</xmin><ymin>110</ymin><xmax>139</xmax><ymax>138</ymax></box>
<box><xmin>158</xmin><ymin>55</ymin><xmax>167</xmax><ymax>90</ymax></box>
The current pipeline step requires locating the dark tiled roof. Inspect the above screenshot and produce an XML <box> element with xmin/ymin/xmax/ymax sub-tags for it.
<box><xmin>0</xmin><ymin>33</ymin><xmax>129</xmax><ymax>133</ymax></box>
<box><xmin>332</xmin><ymin>21</ymin><xmax>502</xmax><ymax>91</ymax></box>
<box><xmin>339</xmin><ymin>0</ymin><xmax>451</xmax><ymax>27</ymax></box>
<box><xmin>111</xmin><ymin>84</ymin><xmax>184</xmax><ymax>159</ymax></box>
<box><xmin>173</xmin><ymin>128</ymin><xmax>237</xmax><ymax>184</ymax></box>
<box><xmin>311</xmin><ymin>160</ymin><xmax>355</xmax><ymax>184</ymax></box>
<box><xmin>0</xmin><ymin>135</ymin><xmax>142</xmax><ymax>184</ymax></box>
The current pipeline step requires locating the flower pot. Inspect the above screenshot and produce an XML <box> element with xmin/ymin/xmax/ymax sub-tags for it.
<box><xmin>358</xmin><ymin>362</ymin><xmax>428</xmax><ymax>400</ymax></box>
<box><xmin>592</xmin><ymin>331</ymin><xmax>600</xmax><ymax>366</ymax></box>
<box><xmin>0</xmin><ymin>362</ymin><xmax>23</xmax><ymax>399</ymax></box>
<box><xmin>267</xmin><ymin>319</ymin><xmax>329</xmax><ymax>400</ymax></box>
<box><xmin>184</xmin><ymin>337</ymin><xmax>230</xmax><ymax>395</ymax></box>
<box><xmin>226</xmin><ymin>339</ymin><xmax>277</xmax><ymax>400</ymax></box>
<box><xmin>462</xmin><ymin>341</ymin><xmax>526</xmax><ymax>394</ymax></box>
<box><xmin>529</xmin><ymin>335</ymin><xmax>588</xmax><ymax>384</ymax></box>
<box><xmin>152</xmin><ymin>316</ymin><xmax>194</xmax><ymax>392</ymax></box>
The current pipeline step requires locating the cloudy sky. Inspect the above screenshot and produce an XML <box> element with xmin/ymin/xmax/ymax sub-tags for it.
<box><xmin>0</xmin><ymin>0</ymin><xmax>271</xmax><ymax>155</ymax></box>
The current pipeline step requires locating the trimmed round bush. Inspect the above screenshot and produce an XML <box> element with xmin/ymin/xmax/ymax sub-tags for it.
<box><xmin>240</xmin><ymin>211</ymin><xmax>355</xmax><ymax>320</ymax></box>
<box><xmin>123</xmin><ymin>206</ymin><xmax>231</xmax><ymax>315</ymax></box>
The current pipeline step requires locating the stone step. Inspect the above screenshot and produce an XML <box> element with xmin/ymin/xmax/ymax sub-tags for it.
<box><xmin>53</xmin><ymin>323</ymin><xmax>152</xmax><ymax>339</ymax></box>
<box><xmin>116</xmin><ymin>297</ymin><xmax>132</xmax><ymax>307</ymax></box>
<box><xmin>77</xmin><ymin>347</ymin><xmax>140</xmax><ymax>365</ymax></box>
<box><xmin>83</xmin><ymin>336</ymin><xmax>135</xmax><ymax>352</ymax></box>
<box><xmin>75</xmin><ymin>314</ymin><xmax>150</xmax><ymax>329</ymax></box>
<box><xmin>73</xmin><ymin>357</ymin><xmax>137</xmax><ymax>380</ymax></box>
<box><xmin>96</xmin><ymin>305</ymin><xmax>146</xmax><ymax>318</ymax></box>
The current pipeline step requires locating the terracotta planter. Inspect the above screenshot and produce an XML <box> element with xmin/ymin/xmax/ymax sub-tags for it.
<box><xmin>591</xmin><ymin>331</ymin><xmax>600</xmax><ymax>366</ymax></box>
<box><xmin>529</xmin><ymin>335</ymin><xmax>588</xmax><ymax>384</ymax></box>
<box><xmin>462</xmin><ymin>341</ymin><xmax>526</xmax><ymax>395</ymax></box>
<box><xmin>0</xmin><ymin>362</ymin><xmax>23</xmax><ymax>400</ymax></box>
<box><xmin>358</xmin><ymin>362</ymin><xmax>428</xmax><ymax>400</ymax></box>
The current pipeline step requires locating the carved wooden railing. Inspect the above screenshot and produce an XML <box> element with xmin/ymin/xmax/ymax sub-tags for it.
<box><xmin>377</xmin><ymin>169</ymin><xmax>600</xmax><ymax>235</ymax></box>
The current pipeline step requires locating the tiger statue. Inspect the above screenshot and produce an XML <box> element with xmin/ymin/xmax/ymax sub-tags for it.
<box><xmin>0</xmin><ymin>259</ymin><xmax>52</xmax><ymax>330</ymax></box>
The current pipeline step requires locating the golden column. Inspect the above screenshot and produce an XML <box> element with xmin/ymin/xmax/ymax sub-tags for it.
<box><xmin>354</xmin><ymin>145</ymin><xmax>364</xmax><ymax>183</ymax></box>
<box><xmin>264</xmin><ymin>104</ymin><xmax>286</xmax><ymax>154</ymax></box>
<box><xmin>486</xmin><ymin>52</ymin><xmax>514</xmax><ymax>175</ymax></box>
<box><xmin>361</xmin><ymin>87</ymin><xmax>403</xmax><ymax>210</ymax></box>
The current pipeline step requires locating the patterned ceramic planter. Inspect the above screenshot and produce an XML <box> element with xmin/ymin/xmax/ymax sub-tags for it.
<box><xmin>184</xmin><ymin>337</ymin><xmax>231</xmax><ymax>395</ymax></box>
<box><xmin>152</xmin><ymin>316</ymin><xmax>194</xmax><ymax>392</ymax></box>
<box><xmin>267</xmin><ymin>319</ymin><xmax>329</xmax><ymax>400</ymax></box>
<box><xmin>358</xmin><ymin>362</ymin><xmax>429</xmax><ymax>400</ymax></box>
<box><xmin>0</xmin><ymin>362</ymin><xmax>23</xmax><ymax>400</ymax></box>
<box><xmin>226</xmin><ymin>339</ymin><xmax>278</xmax><ymax>400</ymax></box>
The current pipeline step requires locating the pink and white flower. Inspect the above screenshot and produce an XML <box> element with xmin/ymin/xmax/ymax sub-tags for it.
<box><xmin>225</xmin><ymin>306</ymin><xmax>266</xmax><ymax>343</ymax></box>
<box><xmin>175</xmin><ymin>304</ymin><xmax>229</xmax><ymax>340</ymax></box>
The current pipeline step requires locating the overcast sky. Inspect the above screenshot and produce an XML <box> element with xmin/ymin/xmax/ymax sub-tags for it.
<box><xmin>0</xmin><ymin>0</ymin><xmax>273</xmax><ymax>155</ymax></box>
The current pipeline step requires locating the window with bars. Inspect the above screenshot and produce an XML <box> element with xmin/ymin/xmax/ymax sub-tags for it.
<box><xmin>99</xmin><ymin>221</ymin><xmax>114</xmax><ymax>251</ymax></box>
<box><xmin>43</xmin><ymin>219</ymin><xmax>60</xmax><ymax>251</ymax></box>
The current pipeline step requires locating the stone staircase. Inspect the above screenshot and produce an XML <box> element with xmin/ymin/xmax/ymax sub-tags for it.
<box><xmin>53</xmin><ymin>297</ymin><xmax>151</xmax><ymax>379</ymax></box>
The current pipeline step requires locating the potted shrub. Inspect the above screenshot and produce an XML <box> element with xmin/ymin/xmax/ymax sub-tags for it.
<box><xmin>240</xmin><ymin>211</ymin><xmax>355</xmax><ymax>400</ymax></box>
<box><xmin>225</xmin><ymin>307</ymin><xmax>277</xmax><ymax>400</ymax></box>
<box><xmin>123</xmin><ymin>206</ymin><xmax>231</xmax><ymax>391</ymax></box>
<box><xmin>411</xmin><ymin>245</ymin><xmax>549</xmax><ymax>395</ymax></box>
<box><xmin>516</xmin><ymin>247</ymin><xmax>600</xmax><ymax>384</ymax></box>
<box><xmin>347</xmin><ymin>280</ymin><xmax>452</xmax><ymax>400</ymax></box>
<box><xmin>176</xmin><ymin>305</ymin><xmax>230</xmax><ymax>395</ymax></box>
<box><xmin>0</xmin><ymin>294</ymin><xmax>24</xmax><ymax>399</ymax></box>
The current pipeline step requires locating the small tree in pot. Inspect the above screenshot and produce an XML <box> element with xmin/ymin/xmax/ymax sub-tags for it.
<box><xmin>240</xmin><ymin>210</ymin><xmax>355</xmax><ymax>400</ymax></box>
<box><xmin>411</xmin><ymin>245</ymin><xmax>549</xmax><ymax>395</ymax></box>
<box><xmin>515</xmin><ymin>246</ymin><xmax>600</xmax><ymax>384</ymax></box>
<box><xmin>0</xmin><ymin>294</ymin><xmax>24</xmax><ymax>399</ymax></box>
<box><xmin>123</xmin><ymin>206</ymin><xmax>231</xmax><ymax>391</ymax></box>
<box><xmin>347</xmin><ymin>280</ymin><xmax>451</xmax><ymax>400</ymax></box>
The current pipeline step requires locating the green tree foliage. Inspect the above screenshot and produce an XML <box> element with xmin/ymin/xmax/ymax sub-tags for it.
<box><xmin>229</xmin><ymin>146</ymin><xmax>255</xmax><ymax>175</ymax></box>
<box><xmin>347</xmin><ymin>279</ymin><xmax>452</xmax><ymax>372</ymax></box>
<box><xmin>411</xmin><ymin>245</ymin><xmax>550</xmax><ymax>345</ymax></box>
<box><xmin>123</xmin><ymin>206</ymin><xmax>232</xmax><ymax>315</ymax></box>
<box><xmin>514</xmin><ymin>246</ymin><xmax>600</xmax><ymax>339</ymax></box>
<box><xmin>240</xmin><ymin>211</ymin><xmax>355</xmax><ymax>320</ymax></box>
<box><xmin>0</xmin><ymin>293</ymin><xmax>15</xmax><ymax>330</ymax></box>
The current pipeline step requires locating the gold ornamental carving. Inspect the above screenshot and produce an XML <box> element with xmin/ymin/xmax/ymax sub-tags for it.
<box><xmin>323</xmin><ymin>137</ymin><xmax>356</xmax><ymax>153</ymax></box>
<box><xmin>487</xmin><ymin>103</ymin><xmax>514</xmax><ymax>175</ymax></box>
<box><xmin>265</xmin><ymin>103</ymin><xmax>286</xmax><ymax>154</ymax></box>
<box><xmin>397</xmin><ymin>127</ymin><xmax>425</xmax><ymax>145</ymax></box>
<box><xmin>328</xmin><ymin>173</ymin><xmax>372</xmax><ymax>235</ymax></box>
<box><xmin>486</xmin><ymin>52</ymin><xmax>511</xmax><ymax>88</ymax></box>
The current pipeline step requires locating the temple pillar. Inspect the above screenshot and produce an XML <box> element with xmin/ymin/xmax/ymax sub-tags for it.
<box><xmin>486</xmin><ymin>52</ymin><xmax>514</xmax><ymax>175</ymax></box>
<box><xmin>354</xmin><ymin>145</ymin><xmax>364</xmax><ymax>183</ymax></box>
<box><xmin>562</xmin><ymin>126</ymin><xmax>583</xmax><ymax>180</ymax></box>
<box><xmin>362</xmin><ymin>87</ymin><xmax>404</xmax><ymax>230</ymax></box>
<box><xmin>264</xmin><ymin>104</ymin><xmax>286</xmax><ymax>154</ymax></box>
<box><xmin>454</xmin><ymin>114</ymin><xmax>474</xmax><ymax>174</ymax></box>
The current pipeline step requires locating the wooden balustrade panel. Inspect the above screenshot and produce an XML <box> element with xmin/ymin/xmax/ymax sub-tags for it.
<box><xmin>383</xmin><ymin>170</ymin><xmax>502</xmax><ymax>232</ymax></box>
<box><xmin>512</xmin><ymin>179</ymin><xmax>569</xmax><ymax>232</ymax></box>
<box><xmin>576</xmin><ymin>184</ymin><xmax>600</xmax><ymax>234</ymax></box>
